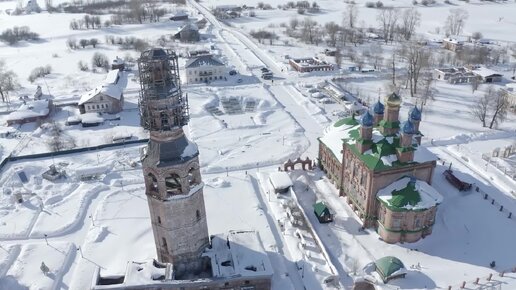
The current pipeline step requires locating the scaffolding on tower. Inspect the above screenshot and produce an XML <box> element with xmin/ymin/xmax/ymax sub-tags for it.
<box><xmin>137</xmin><ymin>48</ymin><xmax>189</xmax><ymax>131</ymax></box>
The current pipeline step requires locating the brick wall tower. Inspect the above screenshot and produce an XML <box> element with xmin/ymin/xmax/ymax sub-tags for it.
<box><xmin>380</xmin><ymin>93</ymin><xmax>401</xmax><ymax>136</ymax></box>
<box><xmin>138</xmin><ymin>48</ymin><xmax>209</xmax><ymax>276</ymax></box>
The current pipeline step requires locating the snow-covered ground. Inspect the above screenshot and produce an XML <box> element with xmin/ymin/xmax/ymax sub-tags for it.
<box><xmin>0</xmin><ymin>0</ymin><xmax>516</xmax><ymax>289</ymax></box>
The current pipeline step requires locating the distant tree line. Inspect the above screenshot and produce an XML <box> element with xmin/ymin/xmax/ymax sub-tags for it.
<box><xmin>0</xmin><ymin>26</ymin><xmax>39</xmax><ymax>45</ymax></box>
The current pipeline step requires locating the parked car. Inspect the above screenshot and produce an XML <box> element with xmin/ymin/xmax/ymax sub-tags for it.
<box><xmin>311</xmin><ymin>92</ymin><xmax>325</xmax><ymax>99</ymax></box>
<box><xmin>229</xmin><ymin>70</ymin><xmax>237</xmax><ymax>76</ymax></box>
<box><xmin>306</xmin><ymin>88</ymin><xmax>319</xmax><ymax>94</ymax></box>
<box><xmin>318</xmin><ymin>97</ymin><xmax>335</xmax><ymax>104</ymax></box>
<box><xmin>260</xmin><ymin>67</ymin><xmax>270</xmax><ymax>73</ymax></box>
<box><xmin>237</xmin><ymin>78</ymin><xmax>242</xmax><ymax>83</ymax></box>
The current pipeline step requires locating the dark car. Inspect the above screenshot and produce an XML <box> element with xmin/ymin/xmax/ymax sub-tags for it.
<box><xmin>260</xmin><ymin>67</ymin><xmax>269</xmax><ymax>73</ymax></box>
<box><xmin>229</xmin><ymin>70</ymin><xmax>237</xmax><ymax>76</ymax></box>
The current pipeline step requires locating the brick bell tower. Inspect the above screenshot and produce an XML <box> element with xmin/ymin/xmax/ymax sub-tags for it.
<box><xmin>137</xmin><ymin>48</ymin><xmax>209</xmax><ymax>276</ymax></box>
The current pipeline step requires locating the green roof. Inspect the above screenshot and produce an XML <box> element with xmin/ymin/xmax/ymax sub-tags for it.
<box><xmin>375</xmin><ymin>256</ymin><xmax>405</xmax><ymax>279</ymax></box>
<box><xmin>313</xmin><ymin>202</ymin><xmax>330</xmax><ymax>217</ymax></box>
<box><xmin>384</xmin><ymin>182</ymin><xmax>421</xmax><ymax>209</ymax></box>
<box><xmin>378</xmin><ymin>119</ymin><xmax>400</xmax><ymax>129</ymax></box>
<box><xmin>334</xmin><ymin>116</ymin><xmax>359</xmax><ymax>127</ymax></box>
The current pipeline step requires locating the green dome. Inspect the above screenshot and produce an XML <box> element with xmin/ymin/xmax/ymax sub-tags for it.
<box><xmin>385</xmin><ymin>92</ymin><xmax>401</xmax><ymax>107</ymax></box>
<box><xmin>375</xmin><ymin>256</ymin><xmax>405</xmax><ymax>279</ymax></box>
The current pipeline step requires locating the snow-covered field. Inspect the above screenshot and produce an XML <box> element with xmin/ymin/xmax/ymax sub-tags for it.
<box><xmin>0</xmin><ymin>0</ymin><xmax>515</xmax><ymax>289</ymax></box>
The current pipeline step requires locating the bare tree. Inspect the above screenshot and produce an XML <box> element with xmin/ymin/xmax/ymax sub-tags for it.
<box><xmin>377</xmin><ymin>8</ymin><xmax>398</xmax><ymax>43</ymax></box>
<box><xmin>0</xmin><ymin>60</ymin><xmax>19</xmax><ymax>103</ymax></box>
<box><xmin>400</xmin><ymin>8</ymin><xmax>421</xmax><ymax>41</ymax></box>
<box><xmin>92</xmin><ymin>52</ymin><xmax>110</xmax><ymax>71</ymax></box>
<box><xmin>342</xmin><ymin>3</ymin><xmax>358</xmax><ymax>29</ymax></box>
<box><xmin>445</xmin><ymin>9</ymin><xmax>468</xmax><ymax>36</ymax></box>
<box><xmin>402</xmin><ymin>41</ymin><xmax>432</xmax><ymax>98</ymax></box>
<box><xmin>369</xmin><ymin>43</ymin><xmax>383</xmax><ymax>70</ymax></box>
<box><xmin>324</xmin><ymin>21</ymin><xmax>340</xmax><ymax>47</ymax></box>
<box><xmin>471</xmin><ymin>76</ymin><xmax>480</xmax><ymax>93</ymax></box>
<box><xmin>289</xmin><ymin>17</ymin><xmax>299</xmax><ymax>30</ymax></box>
<box><xmin>488</xmin><ymin>89</ymin><xmax>509</xmax><ymax>129</ymax></box>
<box><xmin>301</xmin><ymin>17</ymin><xmax>318</xmax><ymax>44</ymax></box>
<box><xmin>471</xmin><ymin>87</ymin><xmax>492</xmax><ymax>127</ymax></box>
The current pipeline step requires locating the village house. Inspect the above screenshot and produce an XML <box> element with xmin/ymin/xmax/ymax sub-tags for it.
<box><xmin>318</xmin><ymin>93</ymin><xmax>442</xmax><ymax>243</ymax></box>
<box><xmin>169</xmin><ymin>11</ymin><xmax>188</xmax><ymax>21</ymax></box>
<box><xmin>504</xmin><ymin>83</ymin><xmax>516</xmax><ymax>112</ymax></box>
<box><xmin>442</xmin><ymin>37</ymin><xmax>465</xmax><ymax>52</ymax></box>
<box><xmin>470</xmin><ymin>66</ymin><xmax>503</xmax><ymax>83</ymax></box>
<box><xmin>111</xmin><ymin>57</ymin><xmax>125</xmax><ymax>71</ymax></box>
<box><xmin>185</xmin><ymin>54</ymin><xmax>227</xmax><ymax>84</ymax></box>
<box><xmin>289</xmin><ymin>57</ymin><xmax>335</xmax><ymax>73</ymax></box>
<box><xmin>6</xmin><ymin>99</ymin><xmax>52</xmax><ymax>126</ymax></box>
<box><xmin>78</xmin><ymin>70</ymin><xmax>124</xmax><ymax>114</ymax></box>
<box><xmin>174</xmin><ymin>23</ymin><xmax>200</xmax><ymax>42</ymax></box>
<box><xmin>433</xmin><ymin>67</ymin><xmax>477</xmax><ymax>84</ymax></box>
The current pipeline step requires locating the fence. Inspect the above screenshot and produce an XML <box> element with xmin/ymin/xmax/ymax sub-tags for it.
<box><xmin>0</xmin><ymin>138</ymin><xmax>149</xmax><ymax>173</ymax></box>
<box><xmin>481</xmin><ymin>153</ymin><xmax>516</xmax><ymax>181</ymax></box>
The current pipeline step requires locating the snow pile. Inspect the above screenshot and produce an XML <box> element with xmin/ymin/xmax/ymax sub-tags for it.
<box><xmin>206</xmin><ymin>177</ymin><xmax>230</xmax><ymax>188</ymax></box>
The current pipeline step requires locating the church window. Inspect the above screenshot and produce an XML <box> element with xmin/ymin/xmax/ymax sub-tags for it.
<box><xmin>157</xmin><ymin>216</ymin><xmax>161</xmax><ymax>224</ymax></box>
<box><xmin>196</xmin><ymin>210</ymin><xmax>201</xmax><ymax>221</ymax></box>
<box><xmin>162</xmin><ymin>238</ymin><xmax>168</xmax><ymax>253</ymax></box>
<box><xmin>165</xmin><ymin>173</ymin><xmax>182</xmax><ymax>195</ymax></box>
<box><xmin>147</xmin><ymin>173</ymin><xmax>158</xmax><ymax>192</ymax></box>
<box><xmin>187</xmin><ymin>167</ymin><xmax>199</xmax><ymax>186</ymax></box>
<box><xmin>160</xmin><ymin>111</ymin><xmax>170</xmax><ymax>130</ymax></box>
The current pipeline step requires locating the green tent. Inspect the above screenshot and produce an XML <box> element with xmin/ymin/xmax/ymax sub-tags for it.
<box><xmin>374</xmin><ymin>256</ymin><xmax>406</xmax><ymax>282</ymax></box>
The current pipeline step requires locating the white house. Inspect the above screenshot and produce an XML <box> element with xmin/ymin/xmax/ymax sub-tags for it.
<box><xmin>78</xmin><ymin>70</ymin><xmax>124</xmax><ymax>114</ymax></box>
<box><xmin>185</xmin><ymin>54</ymin><xmax>227</xmax><ymax>84</ymax></box>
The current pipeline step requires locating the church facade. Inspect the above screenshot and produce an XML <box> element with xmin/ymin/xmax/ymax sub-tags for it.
<box><xmin>318</xmin><ymin>93</ymin><xmax>443</xmax><ymax>243</ymax></box>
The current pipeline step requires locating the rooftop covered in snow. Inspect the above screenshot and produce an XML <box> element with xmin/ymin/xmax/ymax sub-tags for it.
<box><xmin>204</xmin><ymin>230</ymin><xmax>273</xmax><ymax>278</ymax></box>
<box><xmin>377</xmin><ymin>176</ymin><xmax>443</xmax><ymax>211</ymax></box>
<box><xmin>319</xmin><ymin>116</ymin><xmax>436</xmax><ymax>171</ymax></box>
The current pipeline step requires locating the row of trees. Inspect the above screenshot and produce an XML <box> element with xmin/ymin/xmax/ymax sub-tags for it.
<box><xmin>0</xmin><ymin>26</ymin><xmax>39</xmax><ymax>45</ymax></box>
<box><xmin>69</xmin><ymin>15</ymin><xmax>102</xmax><ymax>30</ymax></box>
<box><xmin>67</xmin><ymin>38</ymin><xmax>99</xmax><ymax>49</ymax></box>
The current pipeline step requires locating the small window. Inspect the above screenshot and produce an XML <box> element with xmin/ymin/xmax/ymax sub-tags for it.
<box><xmin>157</xmin><ymin>216</ymin><xmax>161</xmax><ymax>224</ymax></box>
<box><xmin>196</xmin><ymin>210</ymin><xmax>201</xmax><ymax>221</ymax></box>
<box><xmin>162</xmin><ymin>238</ymin><xmax>168</xmax><ymax>253</ymax></box>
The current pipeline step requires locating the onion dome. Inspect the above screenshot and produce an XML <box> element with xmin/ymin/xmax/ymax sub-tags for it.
<box><xmin>408</xmin><ymin>106</ymin><xmax>422</xmax><ymax>121</ymax></box>
<box><xmin>402</xmin><ymin>120</ymin><xmax>415</xmax><ymax>134</ymax></box>
<box><xmin>385</xmin><ymin>92</ymin><xmax>402</xmax><ymax>107</ymax></box>
<box><xmin>373</xmin><ymin>100</ymin><xmax>385</xmax><ymax>115</ymax></box>
<box><xmin>360</xmin><ymin>111</ymin><xmax>374</xmax><ymax>127</ymax></box>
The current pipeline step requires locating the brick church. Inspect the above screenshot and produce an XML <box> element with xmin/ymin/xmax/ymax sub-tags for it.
<box><xmin>318</xmin><ymin>93</ymin><xmax>443</xmax><ymax>243</ymax></box>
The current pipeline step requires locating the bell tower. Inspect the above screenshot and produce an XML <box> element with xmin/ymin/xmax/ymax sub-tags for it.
<box><xmin>138</xmin><ymin>48</ymin><xmax>209</xmax><ymax>276</ymax></box>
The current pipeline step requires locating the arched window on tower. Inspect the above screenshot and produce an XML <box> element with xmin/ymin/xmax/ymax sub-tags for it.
<box><xmin>162</xmin><ymin>238</ymin><xmax>168</xmax><ymax>253</ymax></box>
<box><xmin>160</xmin><ymin>111</ymin><xmax>170</xmax><ymax>130</ymax></box>
<box><xmin>187</xmin><ymin>167</ymin><xmax>200</xmax><ymax>187</ymax></box>
<box><xmin>196</xmin><ymin>210</ymin><xmax>201</xmax><ymax>221</ymax></box>
<box><xmin>165</xmin><ymin>173</ymin><xmax>182</xmax><ymax>195</ymax></box>
<box><xmin>147</xmin><ymin>172</ymin><xmax>158</xmax><ymax>193</ymax></box>
<box><xmin>153</xmin><ymin>62</ymin><xmax>164</xmax><ymax>82</ymax></box>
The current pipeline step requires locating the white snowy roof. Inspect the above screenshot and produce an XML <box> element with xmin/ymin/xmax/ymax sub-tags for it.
<box><xmin>104</xmin><ymin>70</ymin><xmax>120</xmax><ymax>85</ymax></box>
<box><xmin>74</xmin><ymin>165</ymin><xmax>109</xmax><ymax>177</ymax></box>
<box><xmin>471</xmin><ymin>67</ymin><xmax>502</xmax><ymax>78</ymax></box>
<box><xmin>6</xmin><ymin>99</ymin><xmax>50</xmax><ymax>122</ymax></box>
<box><xmin>377</xmin><ymin>177</ymin><xmax>443</xmax><ymax>211</ymax></box>
<box><xmin>319</xmin><ymin>119</ymin><xmax>359</xmax><ymax>160</ymax></box>
<box><xmin>204</xmin><ymin>230</ymin><xmax>273</xmax><ymax>278</ymax></box>
<box><xmin>268</xmin><ymin>172</ymin><xmax>293</xmax><ymax>190</ymax></box>
<box><xmin>79</xmin><ymin>84</ymin><xmax>123</xmax><ymax>105</ymax></box>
